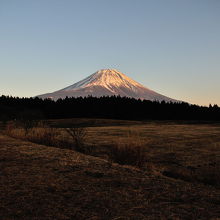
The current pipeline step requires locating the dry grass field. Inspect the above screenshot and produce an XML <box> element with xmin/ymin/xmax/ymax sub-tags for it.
<box><xmin>85</xmin><ymin>122</ymin><xmax>220</xmax><ymax>186</ymax></box>
<box><xmin>1</xmin><ymin>119</ymin><xmax>220</xmax><ymax>219</ymax></box>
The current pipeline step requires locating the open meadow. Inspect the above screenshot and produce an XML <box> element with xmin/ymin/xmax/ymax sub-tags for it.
<box><xmin>85</xmin><ymin>120</ymin><xmax>220</xmax><ymax>186</ymax></box>
<box><xmin>1</xmin><ymin>119</ymin><xmax>220</xmax><ymax>219</ymax></box>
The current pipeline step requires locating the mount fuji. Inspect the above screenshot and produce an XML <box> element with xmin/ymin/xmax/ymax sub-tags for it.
<box><xmin>37</xmin><ymin>69</ymin><xmax>177</xmax><ymax>102</ymax></box>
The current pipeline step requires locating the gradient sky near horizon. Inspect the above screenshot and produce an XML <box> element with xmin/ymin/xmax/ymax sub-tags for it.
<box><xmin>0</xmin><ymin>0</ymin><xmax>220</xmax><ymax>106</ymax></box>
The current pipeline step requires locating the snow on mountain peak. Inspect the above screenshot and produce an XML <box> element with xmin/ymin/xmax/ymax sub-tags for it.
<box><xmin>37</xmin><ymin>69</ymin><xmax>177</xmax><ymax>102</ymax></box>
<box><xmin>61</xmin><ymin>69</ymin><xmax>144</xmax><ymax>92</ymax></box>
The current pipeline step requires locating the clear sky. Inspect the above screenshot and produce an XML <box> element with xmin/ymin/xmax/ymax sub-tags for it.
<box><xmin>0</xmin><ymin>0</ymin><xmax>219</xmax><ymax>106</ymax></box>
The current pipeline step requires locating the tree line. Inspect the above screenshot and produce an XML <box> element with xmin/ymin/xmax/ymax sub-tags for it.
<box><xmin>0</xmin><ymin>95</ymin><xmax>219</xmax><ymax>122</ymax></box>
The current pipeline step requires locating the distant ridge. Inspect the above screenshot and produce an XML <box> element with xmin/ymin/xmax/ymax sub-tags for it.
<box><xmin>37</xmin><ymin>69</ymin><xmax>177</xmax><ymax>102</ymax></box>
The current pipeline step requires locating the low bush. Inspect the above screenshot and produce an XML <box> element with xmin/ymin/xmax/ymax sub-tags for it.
<box><xmin>27</xmin><ymin>127</ymin><xmax>60</xmax><ymax>146</ymax></box>
<box><xmin>110</xmin><ymin>136</ymin><xmax>147</xmax><ymax>168</ymax></box>
<box><xmin>65</xmin><ymin>126</ymin><xmax>88</xmax><ymax>152</ymax></box>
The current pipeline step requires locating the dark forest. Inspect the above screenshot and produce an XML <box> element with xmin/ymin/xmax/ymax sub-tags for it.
<box><xmin>0</xmin><ymin>95</ymin><xmax>219</xmax><ymax>122</ymax></box>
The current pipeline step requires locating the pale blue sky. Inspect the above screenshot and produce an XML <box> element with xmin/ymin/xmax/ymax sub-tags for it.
<box><xmin>0</xmin><ymin>0</ymin><xmax>219</xmax><ymax>106</ymax></box>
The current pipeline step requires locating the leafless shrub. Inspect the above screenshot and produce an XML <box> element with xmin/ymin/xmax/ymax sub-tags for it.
<box><xmin>4</xmin><ymin>120</ymin><xmax>88</xmax><ymax>151</ymax></box>
<box><xmin>4</xmin><ymin>121</ymin><xmax>18</xmax><ymax>135</ymax></box>
<box><xmin>19</xmin><ymin>119</ymin><xmax>38</xmax><ymax>135</ymax></box>
<box><xmin>65</xmin><ymin>126</ymin><xmax>88</xmax><ymax>152</ymax></box>
<box><xmin>15</xmin><ymin>110</ymin><xmax>44</xmax><ymax>135</ymax></box>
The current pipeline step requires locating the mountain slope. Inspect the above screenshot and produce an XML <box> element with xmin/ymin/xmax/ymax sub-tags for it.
<box><xmin>38</xmin><ymin>69</ymin><xmax>176</xmax><ymax>102</ymax></box>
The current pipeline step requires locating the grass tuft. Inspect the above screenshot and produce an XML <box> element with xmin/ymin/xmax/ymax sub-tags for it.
<box><xmin>110</xmin><ymin>134</ymin><xmax>147</xmax><ymax>168</ymax></box>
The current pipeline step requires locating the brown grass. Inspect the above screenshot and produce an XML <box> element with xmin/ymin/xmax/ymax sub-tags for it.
<box><xmin>3</xmin><ymin>119</ymin><xmax>220</xmax><ymax>187</ymax></box>
<box><xmin>81</xmin><ymin>121</ymin><xmax>220</xmax><ymax>187</ymax></box>
<box><xmin>0</xmin><ymin>134</ymin><xmax>220</xmax><ymax>219</ymax></box>
<box><xmin>110</xmin><ymin>134</ymin><xmax>147</xmax><ymax>168</ymax></box>
<box><xmin>195</xmin><ymin>163</ymin><xmax>220</xmax><ymax>187</ymax></box>
<box><xmin>4</xmin><ymin>121</ymin><xmax>71</xmax><ymax>149</ymax></box>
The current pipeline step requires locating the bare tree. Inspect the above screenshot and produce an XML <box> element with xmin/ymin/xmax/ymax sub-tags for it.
<box><xmin>65</xmin><ymin>126</ymin><xmax>87</xmax><ymax>152</ymax></box>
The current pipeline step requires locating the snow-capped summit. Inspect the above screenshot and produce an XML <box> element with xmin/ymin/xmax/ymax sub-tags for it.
<box><xmin>62</xmin><ymin>69</ymin><xmax>144</xmax><ymax>92</ymax></box>
<box><xmin>37</xmin><ymin>69</ymin><xmax>177</xmax><ymax>102</ymax></box>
